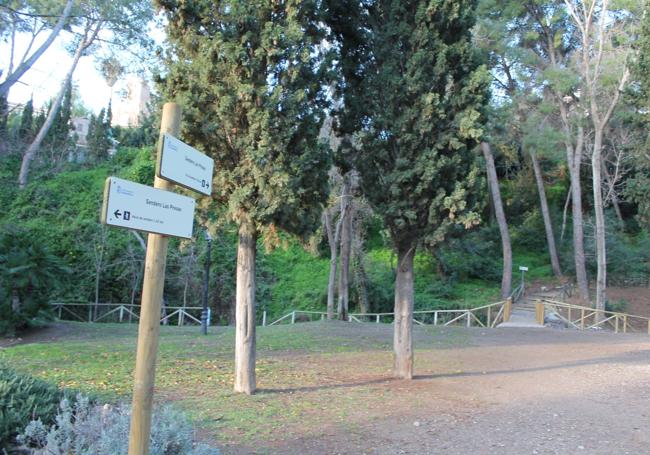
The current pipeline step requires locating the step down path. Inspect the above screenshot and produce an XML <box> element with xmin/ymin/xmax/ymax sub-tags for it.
<box><xmin>498</xmin><ymin>295</ymin><xmax>546</xmax><ymax>328</ymax></box>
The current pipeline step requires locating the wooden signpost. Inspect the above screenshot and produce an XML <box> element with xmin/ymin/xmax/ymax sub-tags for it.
<box><xmin>99</xmin><ymin>102</ymin><xmax>214</xmax><ymax>455</ymax></box>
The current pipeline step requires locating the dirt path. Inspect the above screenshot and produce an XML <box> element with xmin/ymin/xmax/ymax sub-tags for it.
<box><xmin>222</xmin><ymin>326</ymin><xmax>650</xmax><ymax>455</ymax></box>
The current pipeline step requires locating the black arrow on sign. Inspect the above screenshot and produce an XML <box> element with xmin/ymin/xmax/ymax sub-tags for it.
<box><xmin>114</xmin><ymin>209</ymin><xmax>122</xmax><ymax>219</ymax></box>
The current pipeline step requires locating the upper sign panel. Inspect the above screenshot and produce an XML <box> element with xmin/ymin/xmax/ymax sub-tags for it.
<box><xmin>101</xmin><ymin>177</ymin><xmax>195</xmax><ymax>239</ymax></box>
<box><xmin>157</xmin><ymin>133</ymin><xmax>214</xmax><ymax>196</ymax></box>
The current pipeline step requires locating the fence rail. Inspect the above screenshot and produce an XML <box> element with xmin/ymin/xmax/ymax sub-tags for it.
<box><xmin>266</xmin><ymin>300</ymin><xmax>509</xmax><ymax>329</ymax></box>
<box><xmin>50</xmin><ymin>303</ymin><xmax>206</xmax><ymax>326</ymax></box>
<box><xmin>536</xmin><ymin>298</ymin><xmax>650</xmax><ymax>334</ymax></box>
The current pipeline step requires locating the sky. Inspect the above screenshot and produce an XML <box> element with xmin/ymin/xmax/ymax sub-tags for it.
<box><xmin>1</xmin><ymin>20</ymin><xmax>164</xmax><ymax>115</ymax></box>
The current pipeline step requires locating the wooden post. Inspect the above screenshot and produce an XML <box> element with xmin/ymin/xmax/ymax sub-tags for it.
<box><xmin>128</xmin><ymin>103</ymin><xmax>181</xmax><ymax>455</ymax></box>
<box><xmin>487</xmin><ymin>306</ymin><xmax>491</xmax><ymax>328</ymax></box>
<box><xmin>615</xmin><ymin>315</ymin><xmax>619</xmax><ymax>333</ymax></box>
<box><xmin>580</xmin><ymin>309</ymin><xmax>585</xmax><ymax>329</ymax></box>
<box><xmin>466</xmin><ymin>311</ymin><xmax>471</xmax><ymax>327</ymax></box>
<box><xmin>647</xmin><ymin>320</ymin><xmax>650</xmax><ymax>335</ymax></box>
<box><xmin>534</xmin><ymin>301</ymin><xmax>543</xmax><ymax>325</ymax></box>
<box><xmin>568</xmin><ymin>306</ymin><xmax>572</xmax><ymax>326</ymax></box>
<box><xmin>291</xmin><ymin>311</ymin><xmax>296</xmax><ymax>324</ymax></box>
<box><xmin>88</xmin><ymin>304</ymin><xmax>92</xmax><ymax>322</ymax></box>
<box><xmin>376</xmin><ymin>314</ymin><xmax>380</xmax><ymax>323</ymax></box>
<box><xmin>504</xmin><ymin>297</ymin><xmax>512</xmax><ymax>322</ymax></box>
<box><xmin>119</xmin><ymin>305</ymin><xmax>124</xmax><ymax>323</ymax></box>
<box><xmin>623</xmin><ymin>315</ymin><xmax>627</xmax><ymax>334</ymax></box>
<box><xmin>262</xmin><ymin>310</ymin><xmax>267</xmax><ymax>327</ymax></box>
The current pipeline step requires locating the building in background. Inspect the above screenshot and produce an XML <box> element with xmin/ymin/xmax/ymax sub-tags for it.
<box><xmin>112</xmin><ymin>75</ymin><xmax>150</xmax><ymax>127</ymax></box>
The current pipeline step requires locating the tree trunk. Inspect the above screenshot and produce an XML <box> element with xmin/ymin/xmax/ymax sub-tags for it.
<box><xmin>338</xmin><ymin>175</ymin><xmax>352</xmax><ymax>320</ymax></box>
<box><xmin>592</xmin><ymin>131</ymin><xmax>607</xmax><ymax>315</ymax></box>
<box><xmin>566</xmin><ymin>128</ymin><xmax>590</xmax><ymax>302</ymax></box>
<box><xmin>354</xmin><ymin>237</ymin><xmax>370</xmax><ymax>315</ymax></box>
<box><xmin>234</xmin><ymin>218</ymin><xmax>257</xmax><ymax>394</ymax></box>
<box><xmin>394</xmin><ymin>243</ymin><xmax>415</xmax><ymax>379</ymax></box>
<box><xmin>0</xmin><ymin>95</ymin><xmax>7</xmax><ymax>156</ymax></box>
<box><xmin>561</xmin><ymin>184</ymin><xmax>571</xmax><ymax>241</ymax></box>
<box><xmin>529</xmin><ymin>149</ymin><xmax>562</xmax><ymax>278</ymax></box>
<box><xmin>602</xmin><ymin>161</ymin><xmax>624</xmax><ymax>226</ymax></box>
<box><xmin>18</xmin><ymin>21</ymin><xmax>97</xmax><ymax>188</ymax></box>
<box><xmin>481</xmin><ymin>142</ymin><xmax>512</xmax><ymax>299</ymax></box>
<box><xmin>324</xmin><ymin>209</ymin><xmax>342</xmax><ymax>320</ymax></box>
<box><xmin>0</xmin><ymin>0</ymin><xmax>75</xmax><ymax>98</ymax></box>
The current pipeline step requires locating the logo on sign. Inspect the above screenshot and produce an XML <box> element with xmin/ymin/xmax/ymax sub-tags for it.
<box><xmin>117</xmin><ymin>185</ymin><xmax>134</xmax><ymax>196</ymax></box>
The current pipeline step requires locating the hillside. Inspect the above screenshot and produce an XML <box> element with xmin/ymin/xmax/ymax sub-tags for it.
<box><xmin>0</xmin><ymin>147</ymin><xmax>548</xmax><ymax>323</ymax></box>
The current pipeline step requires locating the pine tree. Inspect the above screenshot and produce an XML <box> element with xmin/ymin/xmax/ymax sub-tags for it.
<box><xmin>158</xmin><ymin>0</ymin><xmax>331</xmax><ymax>394</ymax></box>
<box><xmin>328</xmin><ymin>0</ymin><xmax>490</xmax><ymax>379</ymax></box>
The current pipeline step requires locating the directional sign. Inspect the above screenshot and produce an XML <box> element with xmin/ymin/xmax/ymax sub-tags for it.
<box><xmin>101</xmin><ymin>177</ymin><xmax>195</xmax><ymax>239</ymax></box>
<box><xmin>519</xmin><ymin>266</ymin><xmax>529</xmax><ymax>272</ymax></box>
<box><xmin>157</xmin><ymin>133</ymin><xmax>214</xmax><ymax>196</ymax></box>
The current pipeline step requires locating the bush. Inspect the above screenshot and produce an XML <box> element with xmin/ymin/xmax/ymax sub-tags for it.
<box><xmin>19</xmin><ymin>396</ymin><xmax>218</xmax><ymax>455</ymax></box>
<box><xmin>0</xmin><ymin>227</ymin><xmax>70</xmax><ymax>336</ymax></box>
<box><xmin>0</xmin><ymin>362</ymin><xmax>69</xmax><ymax>447</ymax></box>
<box><xmin>435</xmin><ymin>225</ymin><xmax>503</xmax><ymax>282</ymax></box>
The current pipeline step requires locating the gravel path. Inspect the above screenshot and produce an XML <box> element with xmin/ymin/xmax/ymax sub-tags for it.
<box><xmin>225</xmin><ymin>327</ymin><xmax>650</xmax><ymax>455</ymax></box>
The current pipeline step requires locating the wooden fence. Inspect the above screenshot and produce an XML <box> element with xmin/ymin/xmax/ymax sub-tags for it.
<box><xmin>50</xmin><ymin>302</ymin><xmax>205</xmax><ymax>326</ymax></box>
<box><xmin>534</xmin><ymin>298</ymin><xmax>650</xmax><ymax>334</ymax></box>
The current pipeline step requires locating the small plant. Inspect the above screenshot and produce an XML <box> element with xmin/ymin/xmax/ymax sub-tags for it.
<box><xmin>605</xmin><ymin>299</ymin><xmax>629</xmax><ymax>314</ymax></box>
<box><xmin>0</xmin><ymin>362</ymin><xmax>69</xmax><ymax>447</ymax></box>
<box><xmin>19</xmin><ymin>395</ymin><xmax>219</xmax><ymax>455</ymax></box>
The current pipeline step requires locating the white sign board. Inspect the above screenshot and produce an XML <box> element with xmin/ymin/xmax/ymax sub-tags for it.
<box><xmin>101</xmin><ymin>177</ymin><xmax>195</xmax><ymax>239</ymax></box>
<box><xmin>157</xmin><ymin>134</ymin><xmax>214</xmax><ymax>196</ymax></box>
<box><xmin>519</xmin><ymin>266</ymin><xmax>529</xmax><ymax>272</ymax></box>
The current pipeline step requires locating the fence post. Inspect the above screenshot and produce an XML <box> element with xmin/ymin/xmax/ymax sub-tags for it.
<box><xmin>291</xmin><ymin>311</ymin><xmax>296</xmax><ymax>324</ymax></box>
<box><xmin>580</xmin><ymin>309</ymin><xmax>585</xmax><ymax>329</ymax></box>
<box><xmin>623</xmin><ymin>315</ymin><xmax>627</xmax><ymax>334</ymax></box>
<box><xmin>615</xmin><ymin>315</ymin><xmax>619</xmax><ymax>333</ymax></box>
<box><xmin>487</xmin><ymin>306</ymin><xmax>491</xmax><ymax>328</ymax></box>
<box><xmin>262</xmin><ymin>311</ymin><xmax>267</xmax><ymax>327</ymax></box>
<box><xmin>647</xmin><ymin>320</ymin><xmax>650</xmax><ymax>335</ymax></box>
<box><xmin>120</xmin><ymin>305</ymin><xmax>124</xmax><ymax>323</ymax></box>
<box><xmin>504</xmin><ymin>298</ymin><xmax>512</xmax><ymax>322</ymax></box>
<box><xmin>466</xmin><ymin>311</ymin><xmax>471</xmax><ymax>328</ymax></box>
<box><xmin>535</xmin><ymin>300</ymin><xmax>544</xmax><ymax>325</ymax></box>
<box><xmin>88</xmin><ymin>305</ymin><xmax>93</xmax><ymax>323</ymax></box>
<box><xmin>376</xmin><ymin>314</ymin><xmax>380</xmax><ymax>324</ymax></box>
<box><xmin>434</xmin><ymin>311</ymin><xmax>438</xmax><ymax>326</ymax></box>
<box><xmin>58</xmin><ymin>305</ymin><xmax>62</xmax><ymax>319</ymax></box>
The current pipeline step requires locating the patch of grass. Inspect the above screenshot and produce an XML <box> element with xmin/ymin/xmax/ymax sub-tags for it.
<box><xmin>1</xmin><ymin>321</ymin><xmax>470</xmax><ymax>445</ymax></box>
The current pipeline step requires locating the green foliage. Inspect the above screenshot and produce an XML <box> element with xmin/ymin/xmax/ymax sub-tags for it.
<box><xmin>19</xmin><ymin>395</ymin><xmax>219</xmax><ymax>454</ymax></box>
<box><xmin>87</xmin><ymin>106</ymin><xmax>113</xmax><ymax>164</ymax></box>
<box><xmin>329</xmin><ymin>0</ymin><xmax>490</xmax><ymax>250</ymax></box>
<box><xmin>0</xmin><ymin>361</ymin><xmax>69</xmax><ymax>447</ymax></box>
<box><xmin>605</xmin><ymin>299</ymin><xmax>629</xmax><ymax>313</ymax></box>
<box><xmin>0</xmin><ymin>227</ymin><xmax>69</xmax><ymax>336</ymax></box>
<box><xmin>158</xmin><ymin>0</ymin><xmax>331</xmax><ymax>235</ymax></box>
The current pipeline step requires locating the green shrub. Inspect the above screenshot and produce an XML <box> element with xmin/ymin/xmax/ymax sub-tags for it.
<box><xmin>0</xmin><ymin>227</ymin><xmax>69</xmax><ymax>336</ymax></box>
<box><xmin>19</xmin><ymin>395</ymin><xmax>219</xmax><ymax>454</ymax></box>
<box><xmin>0</xmin><ymin>362</ymin><xmax>69</xmax><ymax>447</ymax></box>
<box><xmin>605</xmin><ymin>299</ymin><xmax>629</xmax><ymax>314</ymax></box>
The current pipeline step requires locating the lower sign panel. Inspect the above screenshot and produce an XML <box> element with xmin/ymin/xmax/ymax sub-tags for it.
<box><xmin>101</xmin><ymin>177</ymin><xmax>195</xmax><ymax>239</ymax></box>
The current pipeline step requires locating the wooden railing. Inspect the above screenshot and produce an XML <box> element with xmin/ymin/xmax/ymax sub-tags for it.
<box><xmin>50</xmin><ymin>302</ymin><xmax>206</xmax><ymax>326</ymax></box>
<box><xmin>535</xmin><ymin>298</ymin><xmax>650</xmax><ymax>334</ymax></box>
<box><xmin>265</xmin><ymin>300</ymin><xmax>510</xmax><ymax>329</ymax></box>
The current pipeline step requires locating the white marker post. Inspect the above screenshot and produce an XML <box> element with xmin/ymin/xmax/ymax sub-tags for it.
<box><xmin>102</xmin><ymin>177</ymin><xmax>195</xmax><ymax>239</ymax></box>
<box><xmin>157</xmin><ymin>133</ymin><xmax>214</xmax><ymax>196</ymax></box>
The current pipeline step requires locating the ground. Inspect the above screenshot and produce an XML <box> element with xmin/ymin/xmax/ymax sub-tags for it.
<box><xmin>2</xmin><ymin>321</ymin><xmax>650</xmax><ymax>454</ymax></box>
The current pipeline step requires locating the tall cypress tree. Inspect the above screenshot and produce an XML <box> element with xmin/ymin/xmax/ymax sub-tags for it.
<box><xmin>328</xmin><ymin>0</ymin><xmax>490</xmax><ymax>378</ymax></box>
<box><xmin>158</xmin><ymin>0</ymin><xmax>331</xmax><ymax>394</ymax></box>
